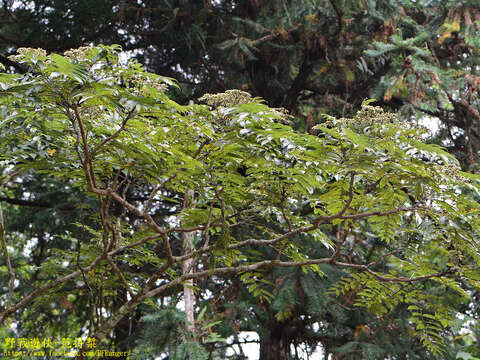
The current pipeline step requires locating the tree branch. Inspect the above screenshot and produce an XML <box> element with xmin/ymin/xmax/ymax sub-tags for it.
<box><xmin>89</xmin><ymin>107</ymin><xmax>136</xmax><ymax>160</ymax></box>
<box><xmin>0</xmin><ymin>54</ymin><xmax>27</xmax><ymax>73</ymax></box>
<box><xmin>0</xmin><ymin>196</ymin><xmax>52</xmax><ymax>208</ymax></box>
<box><xmin>105</xmin><ymin>254</ymin><xmax>135</xmax><ymax>298</ymax></box>
<box><xmin>328</xmin><ymin>0</ymin><xmax>343</xmax><ymax>37</ymax></box>
<box><xmin>0</xmin><ymin>255</ymin><xmax>104</xmax><ymax>324</ymax></box>
<box><xmin>78</xmin><ymin>252</ymin><xmax>454</xmax><ymax>359</ymax></box>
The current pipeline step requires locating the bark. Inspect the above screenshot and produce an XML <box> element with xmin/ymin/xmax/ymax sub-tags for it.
<box><xmin>259</xmin><ymin>325</ymin><xmax>293</xmax><ymax>360</ymax></box>
<box><xmin>0</xmin><ymin>196</ymin><xmax>53</xmax><ymax>208</ymax></box>
<box><xmin>113</xmin><ymin>289</ymin><xmax>131</xmax><ymax>360</ymax></box>
<box><xmin>182</xmin><ymin>189</ymin><xmax>196</xmax><ymax>332</ymax></box>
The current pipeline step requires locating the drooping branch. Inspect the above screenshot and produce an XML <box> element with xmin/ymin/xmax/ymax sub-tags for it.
<box><xmin>74</xmin><ymin>250</ymin><xmax>455</xmax><ymax>360</ymax></box>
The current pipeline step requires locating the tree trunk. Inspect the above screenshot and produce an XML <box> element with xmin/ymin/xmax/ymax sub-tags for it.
<box><xmin>113</xmin><ymin>289</ymin><xmax>131</xmax><ymax>360</ymax></box>
<box><xmin>259</xmin><ymin>325</ymin><xmax>292</xmax><ymax>360</ymax></box>
<box><xmin>182</xmin><ymin>189</ymin><xmax>195</xmax><ymax>332</ymax></box>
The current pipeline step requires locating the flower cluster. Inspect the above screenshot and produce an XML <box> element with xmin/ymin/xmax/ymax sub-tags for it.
<box><xmin>8</xmin><ymin>47</ymin><xmax>47</xmax><ymax>62</ymax></box>
<box><xmin>434</xmin><ymin>163</ymin><xmax>466</xmax><ymax>183</ymax></box>
<box><xmin>63</xmin><ymin>47</ymin><xmax>93</xmax><ymax>61</ymax></box>
<box><xmin>199</xmin><ymin>89</ymin><xmax>293</xmax><ymax>124</ymax></box>
<box><xmin>139</xmin><ymin>77</ymin><xmax>168</xmax><ymax>93</ymax></box>
<box><xmin>323</xmin><ymin>105</ymin><xmax>397</xmax><ymax>128</ymax></box>
<box><xmin>199</xmin><ymin>89</ymin><xmax>253</xmax><ymax>107</ymax></box>
<box><xmin>322</xmin><ymin>104</ymin><xmax>427</xmax><ymax>139</ymax></box>
<box><xmin>355</xmin><ymin>105</ymin><xmax>397</xmax><ymax>125</ymax></box>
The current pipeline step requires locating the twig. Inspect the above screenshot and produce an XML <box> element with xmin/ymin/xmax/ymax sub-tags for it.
<box><xmin>144</xmin><ymin>139</ymin><xmax>209</xmax><ymax>215</ymax></box>
<box><xmin>105</xmin><ymin>254</ymin><xmax>135</xmax><ymax>298</ymax></box>
<box><xmin>275</xmin><ymin>191</ymin><xmax>293</xmax><ymax>260</ymax></box>
<box><xmin>314</xmin><ymin>171</ymin><xmax>355</xmax><ymax>225</ymax></box>
<box><xmin>203</xmin><ymin>163</ymin><xmax>217</xmax><ymax>250</ymax></box>
<box><xmin>175</xmin><ymin>204</ymin><xmax>425</xmax><ymax>263</ymax></box>
<box><xmin>89</xmin><ymin>108</ymin><xmax>136</xmax><ymax>159</ymax></box>
<box><xmin>330</xmin><ymin>226</ymin><xmax>347</xmax><ymax>263</ymax></box>
<box><xmin>144</xmin><ymin>172</ymin><xmax>179</xmax><ymax>215</ymax></box>
<box><xmin>316</xmin><ymin>205</ymin><xmax>424</xmax><ymax>222</ymax></box>
<box><xmin>0</xmin><ymin>196</ymin><xmax>52</xmax><ymax>208</ymax></box>
<box><xmin>367</xmin><ymin>250</ymin><xmax>398</xmax><ymax>269</ymax></box>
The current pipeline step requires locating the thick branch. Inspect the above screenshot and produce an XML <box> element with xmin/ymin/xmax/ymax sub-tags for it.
<box><xmin>78</xmin><ymin>253</ymin><xmax>452</xmax><ymax>358</ymax></box>
<box><xmin>0</xmin><ymin>196</ymin><xmax>52</xmax><ymax>208</ymax></box>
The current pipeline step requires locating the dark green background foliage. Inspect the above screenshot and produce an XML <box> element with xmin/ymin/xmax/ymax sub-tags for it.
<box><xmin>0</xmin><ymin>1</ymin><xmax>480</xmax><ymax>360</ymax></box>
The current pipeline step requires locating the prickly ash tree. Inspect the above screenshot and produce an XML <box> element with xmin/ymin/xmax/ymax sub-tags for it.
<box><xmin>0</xmin><ymin>46</ymin><xmax>479</xmax><ymax>358</ymax></box>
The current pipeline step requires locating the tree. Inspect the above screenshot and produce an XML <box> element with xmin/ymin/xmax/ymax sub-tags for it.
<box><xmin>1</xmin><ymin>1</ymin><xmax>480</xmax><ymax>156</ymax></box>
<box><xmin>2</xmin><ymin>1</ymin><xmax>480</xmax><ymax>358</ymax></box>
<box><xmin>1</xmin><ymin>45</ymin><xmax>480</xmax><ymax>359</ymax></box>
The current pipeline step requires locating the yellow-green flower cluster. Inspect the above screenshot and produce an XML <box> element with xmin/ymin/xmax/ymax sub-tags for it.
<box><xmin>199</xmin><ymin>89</ymin><xmax>253</xmax><ymax>107</ymax></box>
<box><xmin>63</xmin><ymin>47</ymin><xmax>93</xmax><ymax>61</ymax></box>
<box><xmin>78</xmin><ymin>106</ymin><xmax>103</xmax><ymax>121</ymax></box>
<box><xmin>322</xmin><ymin>104</ymin><xmax>427</xmax><ymax>139</ymax></box>
<box><xmin>355</xmin><ymin>105</ymin><xmax>397</xmax><ymax>125</ymax></box>
<box><xmin>140</xmin><ymin>77</ymin><xmax>168</xmax><ymax>93</ymax></box>
<box><xmin>323</xmin><ymin>105</ymin><xmax>396</xmax><ymax>128</ymax></box>
<box><xmin>8</xmin><ymin>47</ymin><xmax>47</xmax><ymax>62</ymax></box>
<box><xmin>434</xmin><ymin>163</ymin><xmax>466</xmax><ymax>183</ymax></box>
<box><xmin>199</xmin><ymin>89</ymin><xmax>293</xmax><ymax>124</ymax></box>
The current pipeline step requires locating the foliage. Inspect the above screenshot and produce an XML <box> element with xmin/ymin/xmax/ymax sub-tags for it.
<box><xmin>1</xmin><ymin>1</ymin><xmax>480</xmax><ymax>358</ymax></box>
<box><xmin>0</xmin><ymin>45</ymin><xmax>479</xmax><ymax>359</ymax></box>
<box><xmin>2</xmin><ymin>1</ymin><xmax>480</xmax><ymax>166</ymax></box>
